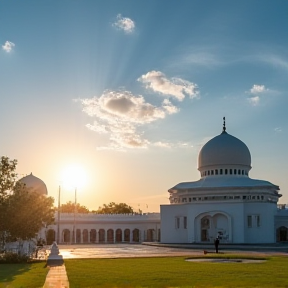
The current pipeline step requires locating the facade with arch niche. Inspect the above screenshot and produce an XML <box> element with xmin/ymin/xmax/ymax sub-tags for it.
<box><xmin>160</xmin><ymin>119</ymin><xmax>288</xmax><ymax>244</ymax></box>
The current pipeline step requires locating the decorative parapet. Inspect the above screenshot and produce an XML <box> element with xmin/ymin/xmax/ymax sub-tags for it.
<box><xmin>55</xmin><ymin>212</ymin><xmax>161</xmax><ymax>222</ymax></box>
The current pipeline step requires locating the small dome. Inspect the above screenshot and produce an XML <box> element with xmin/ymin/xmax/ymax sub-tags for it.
<box><xmin>18</xmin><ymin>173</ymin><xmax>48</xmax><ymax>195</ymax></box>
<box><xmin>198</xmin><ymin>131</ymin><xmax>251</xmax><ymax>170</ymax></box>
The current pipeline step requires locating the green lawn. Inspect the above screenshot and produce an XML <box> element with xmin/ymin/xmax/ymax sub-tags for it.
<box><xmin>1</xmin><ymin>256</ymin><xmax>287</xmax><ymax>288</ymax></box>
<box><xmin>64</xmin><ymin>255</ymin><xmax>288</xmax><ymax>288</ymax></box>
<box><xmin>0</xmin><ymin>261</ymin><xmax>48</xmax><ymax>288</ymax></box>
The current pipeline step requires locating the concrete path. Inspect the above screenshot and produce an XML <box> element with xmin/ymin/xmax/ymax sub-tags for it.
<box><xmin>43</xmin><ymin>264</ymin><xmax>69</xmax><ymax>288</ymax></box>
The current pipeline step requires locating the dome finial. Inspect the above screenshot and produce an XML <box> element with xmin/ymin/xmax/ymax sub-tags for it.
<box><xmin>222</xmin><ymin>117</ymin><xmax>226</xmax><ymax>133</ymax></box>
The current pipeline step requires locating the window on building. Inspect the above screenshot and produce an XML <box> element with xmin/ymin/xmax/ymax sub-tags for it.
<box><xmin>230</xmin><ymin>169</ymin><xmax>233</xmax><ymax>174</ymax></box>
<box><xmin>189</xmin><ymin>198</ymin><xmax>191</xmax><ymax>202</ymax></box>
<box><xmin>225</xmin><ymin>169</ymin><xmax>228</xmax><ymax>175</ymax></box>
<box><xmin>256</xmin><ymin>215</ymin><xmax>260</xmax><ymax>227</ymax></box>
<box><xmin>208</xmin><ymin>171</ymin><xmax>210</xmax><ymax>175</ymax></box>
<box><xmin>220</xmin><ymin>169</ymin><xmax>223</xmax><ymax>175</ymax></box>
<box><xmin>243</xmin><ymin>196</ymin><xmax>247</xmax><ymax>200</ymax></box>
<box><xmin>211</xmin><ymin>170</ymin><xmax>214</xmax><ymax>175</ymax></box>
<box><xmin>182</xmin><ymin>198</ymin><xmax>187</xmax><ymax>203</ymax></box>
<box><xmin>234</xmin><ymin>169</ymin><xmax>237</xmax><ymax>174</ymax></box>
<box><xmin>215</xmin><ymin>169</ymin><xmax>218</xmax><ymax>175</ymax></box>
<box><xmin>247</xmin><ymin>215</ymin><xmax>252</xmax><ymax>228</ymax></box>
<box><xmin>238</xmin><ymin>169</ymin><xmax>241</xmax><ymax>175</ymax></box>
<box><xmin>175</xmin><ymin>217</ymin><xmax>180</xmax><ymax>229</ymax></box>
<box><xmin>204</xmin><ymin>171</ymin><xmax>207</xmax><ymax>176</ymax></box>
<box><xmin>183</xmin><ymin>217</ymin><xmax>187</xmax><ymax>229</ymax></box>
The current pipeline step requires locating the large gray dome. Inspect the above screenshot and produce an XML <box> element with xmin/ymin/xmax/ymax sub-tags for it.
<box><xmin>18</xmin><ymin>173</ymin><xmax>48</xmax><ymax>195</ymax></box>
<box><xmin>198</xmin><ymin>131</ymin><xmax>251</xmax><ymax>169</ymax></box>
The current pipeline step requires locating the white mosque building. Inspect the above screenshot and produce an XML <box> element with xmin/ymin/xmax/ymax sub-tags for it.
<box><xmin>161</xmin><ymin>120</ymin><xmax>288</xmax><ymax>244</ymax></box>
<box><xmin>18</xmin><ymin>120</ymin><xmax>288</xmax><ymax>245</ymax></box>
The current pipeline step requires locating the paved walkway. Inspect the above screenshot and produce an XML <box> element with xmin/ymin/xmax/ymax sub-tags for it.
<box><xmin>43</xmin><ymin>264</ymin><xmax>69</xmax><ymax>288</ymax></box>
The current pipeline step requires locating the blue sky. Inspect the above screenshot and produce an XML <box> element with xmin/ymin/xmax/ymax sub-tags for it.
<box><xmin>1</xmin><ymin>0</ymin><xmax>287</xmax><ymax>211</ymax></box>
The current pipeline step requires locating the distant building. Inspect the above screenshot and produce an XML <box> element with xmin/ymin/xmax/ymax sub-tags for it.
<box><xmin>160</xmin><ymin>120</ymin><xmax>288</xmax><ymax>243</ymax></box>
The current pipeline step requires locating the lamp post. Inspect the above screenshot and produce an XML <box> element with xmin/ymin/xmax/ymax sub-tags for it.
<box><xmin>73</xmin><ymin>187</ymin><xmax>77</xmax><ymax>244</ymax></box>
<box><xmin>57</xmin><ymin>185</ymin><xmax>61</xmax><ymax>244</ymax></box>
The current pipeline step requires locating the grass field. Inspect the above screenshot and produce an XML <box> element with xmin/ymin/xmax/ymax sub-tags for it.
<box><xmin>0</xmin><ymin>261</ymin><xmax>48</xmax><ymax>288</ymax></box>
<box><xmin>64</xmin><ymin>255</ymin><xmax>288</xmax><ymax>288</ymax></box>
<box><xmin>0</xmin><ymin>255</ymin><xmax>287</xmax><ymax>288</ymax></box>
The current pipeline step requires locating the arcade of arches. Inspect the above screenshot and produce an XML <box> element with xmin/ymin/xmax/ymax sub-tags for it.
<box><xmin>46</xmin><ymin>228</ymin><xmax>159</xmax><ymax>245</ymax></box>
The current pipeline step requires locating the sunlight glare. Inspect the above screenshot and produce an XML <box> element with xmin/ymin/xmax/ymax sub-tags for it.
<box><xmin>61</xmin><ymin>164</ymin><xmax>88</xmax><ymax>189</ymax></box>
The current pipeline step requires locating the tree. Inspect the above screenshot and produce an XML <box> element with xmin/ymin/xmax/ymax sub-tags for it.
<box><xmin>0</xmin><ymin>156</ymin><xmax>55</xmax><ymax>250</ymax></box>
<box><xmin>0</xmin><ymin>156</ymin><xmax>18</xmax><ymax>248</ymax></box>
<box><xmin>94</xmin><ymin>202</ymin><xmax>134</xmax><ymax>214</ymax></box>
<box><xmin>6</xmin><ymin>182</ymin><xmax>55</xmax><ymax>241</ymax></box>
<box><xmin>0</xmin><ymin>156</ymin><xmax>17</xmax><ymax>200</ymax></box>
<box><xmin>59</xmin><ymin>201</ymin><xmax>89</xmax><ymax>213</ymax></box>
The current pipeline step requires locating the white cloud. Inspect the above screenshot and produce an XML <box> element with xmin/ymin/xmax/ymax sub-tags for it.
<box><xmin>138</xmin><ymin>71</ymin><xmax>199</xmax><ymax>101</ymax></box>
<box><xmin>274</xmin><ymin>127</ymin><xmax>282</xmax><ymax>133</ymax></box>
<box><xmin>248</xmin><ymin>96</ymin><xmax>260</xmax><ymax>106</ymax></box>
<box><xmin>250</xmin><ymin>84</ymin><xmax>267</xmax><ymax>94</ymax></box>
<box><xmin>113</xmin><ymin>14</ymin><xmax>135</xmax><ymax>34</ymax></box>
<box><xmin>2</xmin><ymin>41</ymin><xmax>15</xmax><ymax>53</ymax></box>
<box><xmin>247</xmin><ymin>84</ymin><xmax>270</xmax><ymax>106</ymax></box>
<box><xmin>153</xmin><ymin>141</ymin><xmax>172</xmax><ymax>148</ymax></box>
<box><xmin>77</xmin><ymin>90</ymin><xmax>180</xmax><ymax>150</ymax></box>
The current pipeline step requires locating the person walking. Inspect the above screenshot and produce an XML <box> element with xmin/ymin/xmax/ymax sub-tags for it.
<box><xmin>214</xmin><ymin>237</ymin><xmax>220</xmax><ymax>253</ymax></box>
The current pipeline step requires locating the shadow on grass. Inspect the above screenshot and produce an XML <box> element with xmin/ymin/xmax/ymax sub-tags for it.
<box><xmin>0</xmin><ymin>261</ymin><xmax>47</xmax><ymax>284</ymax></box>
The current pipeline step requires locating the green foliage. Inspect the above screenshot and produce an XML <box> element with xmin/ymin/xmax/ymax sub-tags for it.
<box><xmin>0</xmin><ymin>262</ymin><xmax>48</xmax><ymax>288</ymax></box>
<box><xmin>0</xmin><ymin>157</ymin><xmax>18</xmax><ymax>248</ymax></box>
<box><xmin>94</xmin><ymin>202</ymin><xmax>134</xmax><ymax>214</ymax></box>
<box><xmin>0</xmin><ymin>156</ymin><xmax>55</xmax><ymax>247</ymax></box>
<box><xmin>65</xmin><ymin>256</ymin><xmax>288</xmax><ymax>288</ymax></box>
<box><xmin>0</xmin><ymin>252</ymin><xmax>30</xmax><ymax>264</ymax></box>
<box><xmin>0</xmin><ymin>156</ymin><xmax>17</xmax><ymax>200</ymax></box>
<box><xmin>6</xmin><ymin>183</ymin><xmax>55</xmax><ymax>241</ymax></box>
<box><xmin>59</xmin><ymin>201</ymin><xmax>89</xmax><ymax>213</ymax></box>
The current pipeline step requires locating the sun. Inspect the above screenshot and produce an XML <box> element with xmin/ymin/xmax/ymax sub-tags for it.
<box><xmin>60</xmin><ymin>164</ymin><xmax>88</xmax><ymax>189</ymax></box>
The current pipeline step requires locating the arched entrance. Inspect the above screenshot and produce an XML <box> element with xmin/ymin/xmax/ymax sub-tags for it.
<box><xmin>83</xmin><ymin>229</ymin><xmax>88</xmax><ymax>243</ymax></box>
<box><xmin>90</xmin><ymin>229</ymin><xmax>96</xmax><ymax>243</ymax></box>
<box><xmin>116</xmin><ymin>229</ymin><xmax>122</xmax><ymax>242</ymax></box>
<box><xmin>277</xmin><ymin>226</ymin><xmax>288</xmax><ymax>242</ymax></box>
<box><xmin>147</xmin><ymin>229</ymin><xmax>154</xmax><ymax>241</ymax></box>
<box><xmin>132</xmin><ymin>229</ymin><xmax>140</xmax><ymax>242</ymax></box>
<box><xmin>99</xmin><ymin>229</ymin><xmax>105</xmax><ymax>243</ymax></box>
<box><xmin>196</xmin><ymin>211</ymin><xmax>231</xmax><ymax>243</ymax></box>
<box><xmin>124</xmin><ymin>229</ymin><xmax>130</xmax><ymax>242</ymax></box>
<box><xmin>107</xmin><ymin>229</ymin><xmax>114</xmax><ymax>243</ymax></box>
<box><xmin>63</xmin><ymin>229</ymin><xmax>70</xmax><ymax>243</ymax></box>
